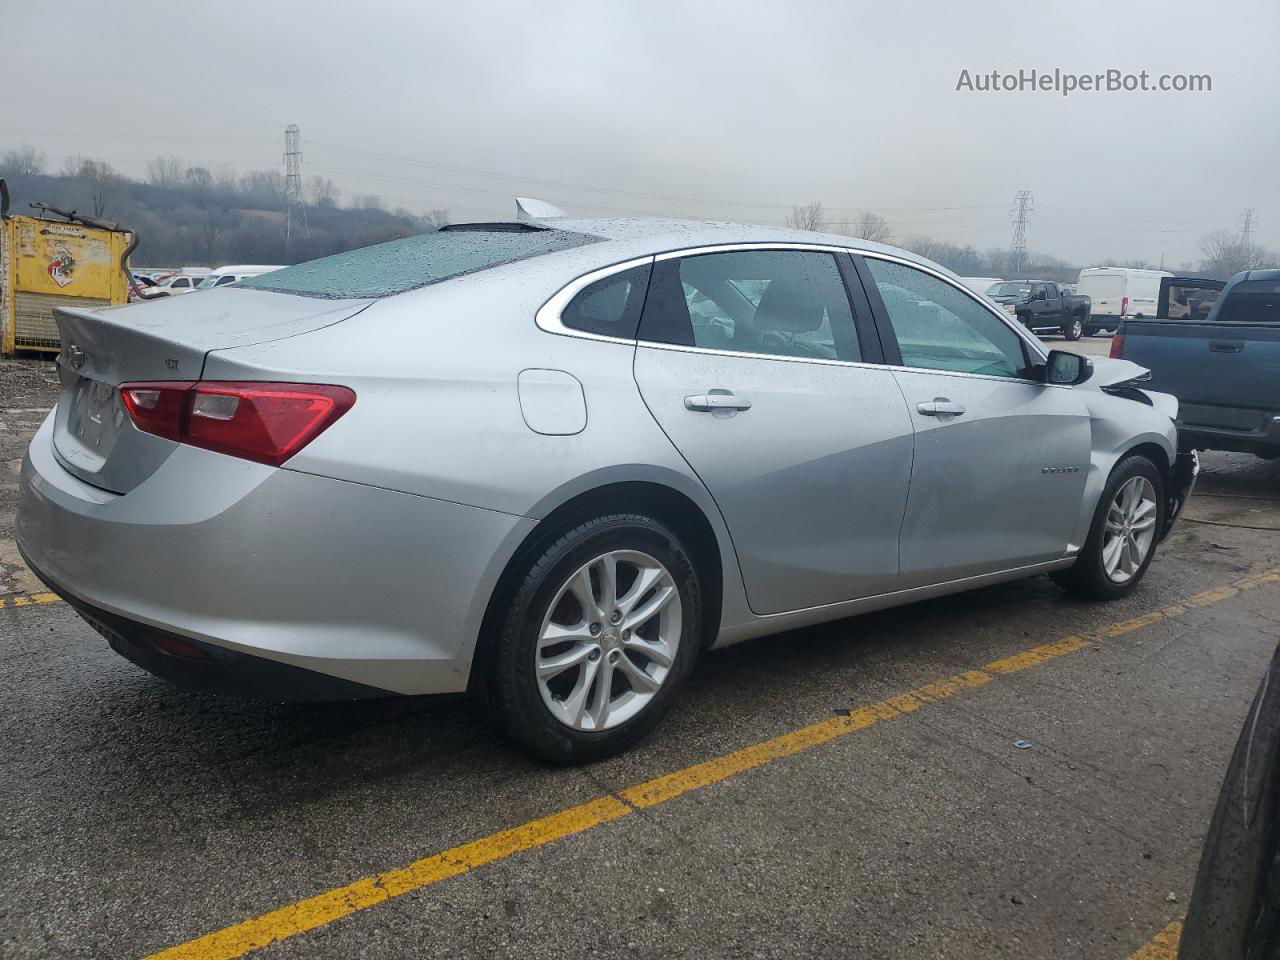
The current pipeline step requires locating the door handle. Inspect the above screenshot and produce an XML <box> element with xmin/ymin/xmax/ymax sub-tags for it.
<box><xmin>917</xmin><ymin>397</ymin><xmax>966</xmax><ymax>417</ymax></box>
<box><xmin>1208</xmin><ymin>340</ymin><xmax>1244</xmax><ymax>353</ymax></box>
<box><xmin>684</xmin><ymin>391</ymin><xmax>752</xmax><ymax>413</ymax></box>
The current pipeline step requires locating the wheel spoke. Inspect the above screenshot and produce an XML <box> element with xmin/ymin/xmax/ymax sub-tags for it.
<box><xmin>1102</xmin><ymin>535</ymin><xmax>1125</xmax><ymax>575</ymax></box>
<box><xmin>595</xmin><ymin>555</ymin><xmax>619</xmax><ymax>615</ymax></box>
<box><xmin>623</xmin><ymin>635</ymin><xmax>675</xmax><ymax>669</ymax></box>
<box><xmin>624</xmin><ymin>584</ymin><xmax>676</xmax><ymax>632</ymax></box>
<box><xmin>568</xmin><ymin>567</ymin><xmax>604</xmax><ymax>623</ymax></box>
<box><xmin>559</xmin><ymin>657</ymin><xmax>599</xmax><ymax>727</ymax></box>
<box><xmin>1130</xmin><ymin>514</ymin><xmax>1157</xmax><ymax>532</ymax></box>
<box><xmin>615</xmin><ymin>652</ymin><xmax>661</xmax><ymax>693</ymax></box>
<box><xmin>537</xmin><ymin>621</ymin><xmax>594</xmax><ymax>652</ymax></box>
<box><xmin>537</xmin><ymin>644</ymin><xmax>594</xmax><ymax>680</ymax></box>
<box><xmin>587</xmin><ymin>656</ymin><xmax>615</xmax><ymax>729</ymax></box>
<box><xmin>617</xmin><ymin>564</ymin><xmax>665</xmax><ymax>618</ymax></box>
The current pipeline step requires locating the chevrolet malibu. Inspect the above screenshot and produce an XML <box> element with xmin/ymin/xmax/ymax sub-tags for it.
<box><xmin>18</xmin><ymin>201</ymin><xmax>1198</xmax><ymax>762</ymax></box>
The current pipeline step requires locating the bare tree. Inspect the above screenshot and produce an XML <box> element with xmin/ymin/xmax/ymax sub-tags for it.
<box><xmin>1199</xmin><ymin>229</ymin><xmax>1275</xmax><ymax>280</ymax></box>
<box><xmin>424</xmin><ymin>208</ymin><xmax>450</xmax><ymax>230</ymax></box>
<box><xmin>851</xmin><ymin>211</ymin><xmax>893</xmax><ymax>244</ymax></box>
<box><xmin>352</xmin><ymin>193</ymin><xmax>384</xmax><ymax>211</ymax></box>
<box><xmin>785</xmin><ymin>201</ymin><xmax>825</xmax><ymax>232</ymax></box>
<box><xmin>62</xmin><ymin>157</ymin><xmax>122</xmax><ymax>217</ymax></box>
<box><xmin>146</xmin><ymin>155</ymin><xmax>187</xmax><ymax>188</ymax></box>
<box><xmin>185</xmin><ymin>166</ymin><xmax>214</xmax><ymax>191</ymax></box>
<box><xmin>308</xmin><ymin>175</ymin><xmax>341</xmax><ymax>208</ymax></box>
<box><xmin>0</xmin><ymin>144</ymin><xmax>47</xmax><ymax>176</ymax></box>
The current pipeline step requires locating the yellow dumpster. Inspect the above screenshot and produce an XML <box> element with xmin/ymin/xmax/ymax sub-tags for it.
<box><xmin>1</xmin><ymin>187</ymin><xmax>133</xmax><ymax>356</ymax></box>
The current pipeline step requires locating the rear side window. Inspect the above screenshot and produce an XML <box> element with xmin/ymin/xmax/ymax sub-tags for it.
<box><xmin>1166</xmin><ymin>283</ymin><xmax>1221</xmax><ymax>320</ymax></box>
<box><xmin>638</xmin><ymin>250</ymin><xmax>861</xmax><ymax>362</ymax></box>
<box><xmin>561</xmin><ymin>264</ymin><xmax>651</xmax><ymax>338</ymax></box>
<box><xmin>237</xmin><ymin>228</ymin><xmax>600</xmax><ymax>299</ymax></box>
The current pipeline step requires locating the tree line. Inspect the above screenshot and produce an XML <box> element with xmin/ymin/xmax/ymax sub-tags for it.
<box><xmin>0</xmin><ymin>145</ymin><xmax>447</xmax><ymax>267</ymax></box>
<box><xmin>0</xmin><ymin>144</ymin><xmax>1272</xmax><ymax>281</ymax></box>
<box><xmin>785</xmin><ymin>201</ymin><xmax>1277</xmax><ymax>282</ymax></box>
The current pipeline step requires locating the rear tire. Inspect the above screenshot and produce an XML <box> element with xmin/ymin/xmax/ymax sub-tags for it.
<box><xmin>491</xmin><ymin>513</ymin><xmax>703</xmax><ymax>764</ymax></box>
<box><xmin>1062</xmin><ymin>315</ymin><xmax>1084</xmax><ymax>341</ymax></box>
<box><xmin>1052</xmin><ymin>455</ymin><xmax>1165</xmax><ymax>600</ymax></box>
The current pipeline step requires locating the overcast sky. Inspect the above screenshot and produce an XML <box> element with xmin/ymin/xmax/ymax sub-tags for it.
<box><xmin>3</xmin><ymin>0</ymin><xmax>1276</xmax><ymax>265</ymax></box>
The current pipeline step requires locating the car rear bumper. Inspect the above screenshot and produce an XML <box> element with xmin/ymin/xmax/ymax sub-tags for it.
<box><xmin>17</xmin><ymin>415</ymin><xmax>535</xmax><ymax>698</ymax></box>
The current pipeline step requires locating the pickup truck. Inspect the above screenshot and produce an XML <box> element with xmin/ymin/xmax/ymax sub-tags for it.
<box><xmin>985</xmin><ymin>280</ymin><xmax>1092</xmax><ymax>340</ymax></box>
<box><xmin>1112</xmin><ymin>269</ymin><xmax>1280</xmax><ymax>458</ymax></box>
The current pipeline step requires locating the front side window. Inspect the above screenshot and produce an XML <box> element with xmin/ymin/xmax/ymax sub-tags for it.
<box><xmin>638</xmin><ymin>250</ymin><xmax>861</xmax><ymax>362</ymax></box>
<box><xmin>865</xmin><ymin>258</ymin><xmax>1030</xmax><ymax>378</ymax></box>
<box><xmin>560</xmin><ymin>264</ymin><xmax>651</xmax><ymax>338</ymax></box>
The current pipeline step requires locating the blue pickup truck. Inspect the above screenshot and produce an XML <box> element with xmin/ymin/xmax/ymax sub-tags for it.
<box><xmin>1112</xmin><ymin>270</ymin><xmax>1280</xmax><ymax>458</ymax></box>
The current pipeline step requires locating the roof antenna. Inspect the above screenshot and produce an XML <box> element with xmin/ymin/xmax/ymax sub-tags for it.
<box><xmin>515</xmin><ymin>197</ymin><xmax>568</xmax><ymax>220</ymax></box>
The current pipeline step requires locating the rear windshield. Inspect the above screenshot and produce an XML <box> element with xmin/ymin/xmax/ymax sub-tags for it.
<box><xmin>1217</xmin><ymin>279</ymin><xmax>1280</xmax><ymax>323</ymax></box>
<box><xmin>236</xmin><ymin>228</ymin><xmax>600</xmax><ymax>299</ymax></box>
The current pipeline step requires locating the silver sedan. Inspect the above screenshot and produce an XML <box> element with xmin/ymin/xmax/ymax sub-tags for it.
<box><xmin>17</xmin><ymin>201</ymin><xmax>1198</xmax><ymax>762</ymax></box>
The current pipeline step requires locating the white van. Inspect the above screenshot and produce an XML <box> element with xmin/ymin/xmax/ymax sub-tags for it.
<box><xmin>196</xmin><ymin>265</ymin><xmax>286</xmax><ymax>290</ymax></box>
<box><xmin>959</xmin><ymin>277</ymin><xmax>1003</xmax><ymax>295</ymax></box>
<box><xmin>1076</xmin><ymin>267</ymin><xmax>1172</xmax><ymax>332</ymax></box>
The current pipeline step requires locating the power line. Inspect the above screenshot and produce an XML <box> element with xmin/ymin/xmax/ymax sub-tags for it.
<box><xmin>1010</xmin><ymin>190</ymin><xmax>1033</xmax><ymax>273</ymax></box>
<box><xmin>283</xmin><ymin>124</ymin><xmax>308</xmax><ymax>253</ymax></box>
<box><xmin>1240</xmin><ymin>208</ymin><xmax>1256</xmax><ymax>244</ymax></box>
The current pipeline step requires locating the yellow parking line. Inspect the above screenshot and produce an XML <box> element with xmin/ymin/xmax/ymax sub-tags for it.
<box><xmin>0</xmin><ymin>590</ymin><xmax>62</xmax><ymax>610</ymax></box>
<box><xmin>1128</xmin><ymin>919</ymin><xmax>1182</xmax><ymax>959</ymax></box>
<box><xmin>141</xmin><ymin>566</ymin><xmax>1280</xmax><ymax>960</ymax></box>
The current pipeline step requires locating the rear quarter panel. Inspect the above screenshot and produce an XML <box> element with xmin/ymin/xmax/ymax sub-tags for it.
<box><xmin>201</xmin><ymin>254</ymin><xmax>754</xmax><ymax>644</ymax></box>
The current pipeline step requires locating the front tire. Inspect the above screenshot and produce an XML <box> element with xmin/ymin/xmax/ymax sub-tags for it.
<box><xmin>491</xmin><ymin>513</ymin><xmax>703</xmax><ymax>764</ymax></box>
<box><xmin>1062</xmin><ymin>315</ymin><xmax>1084</xmax><ymax>341</ymax></box>
<box><xmin>1052</xmin><ymin>455</ymin><xmax>1165</xmax><ymax>600</ymax></box>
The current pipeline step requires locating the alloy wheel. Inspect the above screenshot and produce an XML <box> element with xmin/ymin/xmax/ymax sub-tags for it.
<box><xmin>536</xmin><ymin>550</ymin><xmax>682</xmax><ymax>731</ymax></box>
<box><xmin>1102</xmin><ymin>476</ymin><xmax>1158</xmax><ymax>583</ymax></box>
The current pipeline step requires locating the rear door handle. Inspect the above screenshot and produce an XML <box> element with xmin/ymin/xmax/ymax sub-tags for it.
<box><xmin>917</xmin><ymin>397</ymin><xmax>966</xmax><ymax>416</ymax></box>
<box><xmin>684</xmin><ymin>391</ymin><xmax>752</xmax><ymax>413</ymax></box>
<box><xmin>1208</xmin><ymin>340</ymin><xmax>1245</xmax><ymax>353</ymax></box>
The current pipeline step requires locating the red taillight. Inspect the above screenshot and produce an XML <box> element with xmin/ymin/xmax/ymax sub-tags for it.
<box><xmin>1121</xmin><ymin>295</ymin><xmax>1129</xmax><ymax>316</ymax></box>
<box><xmin>119</xmin><ymin>381</ymin><xmax>355</xmax><ymax>466</ymax></box>
<box><xmin>1109</xmin><ymin>332</ymin><xmax>1125</xmax><ymax>358</ymax></box>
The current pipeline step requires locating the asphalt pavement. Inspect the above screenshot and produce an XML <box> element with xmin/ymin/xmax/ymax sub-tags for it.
<box><xmin>2</xmin><ymin>349</ymin><xmax>1277</xmax><ymax>960</ymax></box>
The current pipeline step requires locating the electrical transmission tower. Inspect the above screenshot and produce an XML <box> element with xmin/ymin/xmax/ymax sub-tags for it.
<box><xmin>1240</xmin><ymin>208</ymin><xmax>1256</xmax><ymax>245</ymax></box>
<box><xmin>1010</xmin><ymin>190</ymin><xmax>1033</xmax><ymax>275</ymax></box>
<box><xmin>284</xmin><ymin>124</ymin><xmax>308</xmax><ymax>255</ymax></box>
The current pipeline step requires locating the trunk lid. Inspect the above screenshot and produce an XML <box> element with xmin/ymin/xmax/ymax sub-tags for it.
<box><xmin>50</xmin><ymin>288</ymin><xmax>372</xmax><ymax>493</ymax></box>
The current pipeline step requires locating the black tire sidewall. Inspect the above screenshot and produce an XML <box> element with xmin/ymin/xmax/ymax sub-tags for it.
<box><xmin>493</xmin><ymin>514</ymin><xmax>703</xmax><ymax>764</ymax></box>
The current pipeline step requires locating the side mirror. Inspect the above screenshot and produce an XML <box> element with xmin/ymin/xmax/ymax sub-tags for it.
<box><xmin>1045</xmin><ymin>350</ymin><xmax>1093</xmax><ymax>385</ymax></box>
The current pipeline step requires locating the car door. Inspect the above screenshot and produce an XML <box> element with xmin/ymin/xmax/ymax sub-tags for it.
<box><xmin>854</xmin><ymin>255</ymin><xmax>1091</xmax><ymax>588</ymax></box>
<box><xmin>633</xmin><ymin>246</ymin><xmax>916</xmax><ymax>615</ymax></box>
<box><xmin>1043</xmin><ymin>282</ymin><xmax>1063</xmax><ymax>322</ymax></box>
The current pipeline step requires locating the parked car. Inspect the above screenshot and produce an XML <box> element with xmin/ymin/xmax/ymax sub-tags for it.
<box><xmin>959</xmin><ymin>276</ymin><xmax>1003</xmax><ymax>295</ymax></box>
<box><xmin>1077</xmin><ymin>267</ymin><xmax>1173</xmax><ymax>334</ymax></box>
<box><xmin>17</xmin><ymin>203</ymin><xmax>1198</xmax><ymax>763</ymax></box>
<box><xmin>985</xmin><ymin>280</ymin><xmax>1092</xmax><ymax>340</ymax></box>
<box><xmin>147</xmin><ymin>273</ymin><xmax>208</xmax><ymax>297</ymax></box>
<box><xmin>1180</xmin><ymin>641</ymin><xmax>1280</xmax><ymax>960</ymax></box>
<box><xmin>196</xmin><ymin>264</ymin><xmax>286</xmax><ymax>288</ymax></box>
<box><xmin>1111</xmin><ymin>269</ymin><xmax>1280</xmax><ymax>458</ymax></box>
